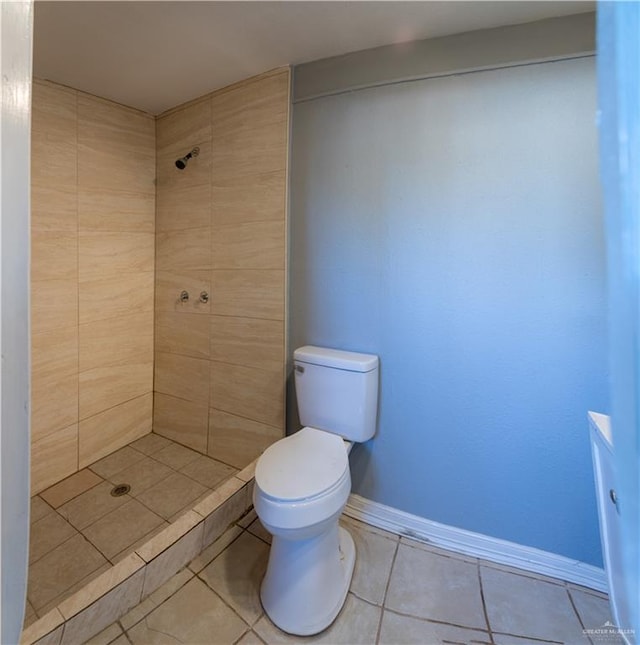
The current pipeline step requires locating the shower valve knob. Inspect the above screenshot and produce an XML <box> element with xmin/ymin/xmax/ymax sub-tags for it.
<box><xmin>199</xmin><ymin>291</ymin><xmax>209</xmax><ymax>304</ymax></box>
<box><xmin>179</xmin><ymin>290</ymin><xmax>189</xmax><ymax>302</ymax></box>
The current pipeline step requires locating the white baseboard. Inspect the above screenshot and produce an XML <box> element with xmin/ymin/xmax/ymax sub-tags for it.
<box><xmin>344</xmin><ymin>493</ymin><xmax>607</xmax><ymax>593</ymax></box>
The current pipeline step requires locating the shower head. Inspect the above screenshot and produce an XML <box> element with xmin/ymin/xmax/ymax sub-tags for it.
<box><xmin>175</xmin><ymin>147</ymin><xmax>200</xmax><ymax>170</ymax></box>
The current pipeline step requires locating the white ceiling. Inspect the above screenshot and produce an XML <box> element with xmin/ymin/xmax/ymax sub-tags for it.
<box><xmin>34</xmin><ymin>1</ymin><xmax>594</xmax><ymax>115</ymax></box>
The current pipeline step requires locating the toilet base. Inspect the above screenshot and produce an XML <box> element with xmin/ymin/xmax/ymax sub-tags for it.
<box><xmin>260</xmin><ymin>524</ymin><xmax>356</xmax><ymax>636</ymax></box>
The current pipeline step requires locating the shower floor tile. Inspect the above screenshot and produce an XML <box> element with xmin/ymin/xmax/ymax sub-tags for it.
<box><xmin>25</xmin><ymin>432</ymin><xmax>238</xmax><ymax>629</ymax></box>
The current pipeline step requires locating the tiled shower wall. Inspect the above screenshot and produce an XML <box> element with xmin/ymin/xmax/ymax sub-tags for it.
<box><xmin>154</xmin><ymin>68</ymin><xmax>289</xmax><ymax>467</ymax></box>
<box><xmin>31</xmin><ymin>80</ymin><xmax>155</xmax><ymax>494</ymax></box>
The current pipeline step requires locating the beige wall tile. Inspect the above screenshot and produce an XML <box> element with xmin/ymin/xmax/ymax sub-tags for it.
<box><xmin>157</xmin><ymin>98</ymin><xmax>211</xmax><ymax>155</ymax></box>
<box><xmin>79</xmin><ymin>189</ymin><xmax>155</xmax><ymax>233</ymax></box>
<box><xmin>79</xmin><ymin>393</ymin><xmax>152</xmax><ymax>468</ymax></box>
<box><xmin>31</xmin><ymin>279</ymin><xmax>78</xmax><ymax>335</ymax></box>
<box><xmin>79</xmin><ymin>311</ymin><xmax>153</xmax><ymax>372</ymax></box>
<box><xmin>31</xmin><ymin>424</ymin><xmax>78</xmax><ymax>495</ymax></box>
<box><xmin>153</xmin><ymin>393</ymin><xmax>209</xmax><ymax>454</ymax></box>
<box><xmin>210</xmin><ymin>316</ymin><xmax>283</xmax><ymax>372</ymax></box>
<box><xmin>210</xmin><ymin>126</ymin><xmax>287</xmax><ymax>181</ymax></box>
<box><xmin>79</xmin><ymin>271</ymin><xmax>154</xmax><ymax>324</ymax></box>
<box><xmin>155</xmin><ymin>352</ymin><xmax>209</xmax><ymax>404</ymax></box>
<box><xmin>31</xmin><ymin>80</ymin><xmax>158</xmax><ymax>492</ymax></box>
<box><xmin>156</xmin><ymin>183</ymin><xmax>211</xmax><ymax>232</ymax></box>
<box><xmin>210</xmin><ymin>362</ymin><xmax>284</xmax><ymax>428</ymax></box>
<box><xmin>78</xmin><ymin>95</ymin><xmax>154</xmax><ymax>195</ymax></box>
<box><xmin>208</xmin><ymin>408</ymin><xmax>281</xmax><ymax>468</ymax></box>
<box><xmin>79</xmin><ymin>362</ymin><xmax>153</xmax><ymax>421</ymax></box>
<box><xmin>211</xmin><ymin>70</ymin><xmax>289</xmax><ymax>135</ymax></box>
<box><xmin>156</xmin><ymin>227</ymin><xmax>211</xmax><ymax>271</ymax></box>
<box><xmin>211</xmin><ymin>170</ymin><xmax>285</xmax><ymax>226</ymax></box>
<box><xmin>31</xmin><ymin>133</ymin><xmax>78</xmax><ymax>189</ymax></box>
<box><xmin>31</xmin><ymin>230</ymin><xmax>77</xmax><ymax>282</ymax></box>
<box><xmin>31</xmin><ymin>326</ymin><xmax>78</xmax><ymax>443</ymax></box>
<box><xmin>77</xmin><ymin>94</ymin><xmax>154</xmax><ymax>155</ymax></box>
<box><xmin>79</xmin><ymin>232</ymin><xmax>154</xmax><ymax>281</ymax></box>
<box><xmin>32</xmin><ymin>81</ymin><xmax>77</xmax><ymax>135</ymax></box>
<box><xmin>211</xmin><ymin>220</ymin><xmax>284</xmax><ymax>270</ymax></box>
<box><xmin>156</xmin><ymin>311</ymin><xmax>209</xmax><ymax>359</ymax></box>
<box><xmin>155</xmin><ymin>270</ymin><xmax>210</xmax><ymax>314</ymax></box>
<box><xmin>31</xmin><ymin>83</ymin><xmax>77</xmax><ymax>189</ymax></box>
<box><xmin>31</xmin><ymin>185</ymin><xmax>77</xmax><ymax>232</ymax></box>
<box><xmin>210</xmin><ymin>269</ymin><xmax>284</xmax><ymax>320</ymax></box>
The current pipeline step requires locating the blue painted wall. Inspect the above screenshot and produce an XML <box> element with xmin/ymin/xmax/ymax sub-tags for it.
<box><xmin>289</xmin><ymin>57</ymin><xmax>608</xmax><ymax>566</ymax></box>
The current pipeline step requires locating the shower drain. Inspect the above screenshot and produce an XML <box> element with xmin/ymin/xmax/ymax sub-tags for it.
<box><xmin>110</xmin><ymin>483</ymin><xmax>131</xmax><ymax>497</ymax></box>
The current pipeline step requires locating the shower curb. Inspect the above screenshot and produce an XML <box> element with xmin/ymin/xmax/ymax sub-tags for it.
<box><xmin>20</xmin><ymin>461</ymin><xmax>256</xmax><ymax>645</ymax></box>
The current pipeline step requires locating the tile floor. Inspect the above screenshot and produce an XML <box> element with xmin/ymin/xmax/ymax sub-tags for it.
<box><xmin>26</xmin><ymin>433</ymin><xmax>237</xmax><ymax>626</ymax></box>
<box><xmin>89</xmin><ymin>511</ymin><xmax>616</xmax><ymax>645</ymax></box>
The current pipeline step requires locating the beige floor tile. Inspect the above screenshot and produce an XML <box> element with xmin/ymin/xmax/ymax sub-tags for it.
<box><xmin>89</xmin><ymin>446</ymin><xmax>146</xmax><ymax>479</ymax></box>
<box><xmin>129</xmin><ymin>432</ymin><xmax>172</xmax><ymax>456</ymax></box>
<box><xmin>236</xmin><ymin>630</ymin><xmax>266</xmax><ymax>645</ymax></box>
<box><xmin>342</xmin><ymin>515</ymin><xmax>399</xmax><ymax>542</ymax></box>
<box><xmin>30</xmin><ymin>496</ymin><xmax>55</xmax><ymax>523</ymax></box>
<box><xmin>493</xmin><ymin>636</ymin><xmax>563</xmax><ymax>645</ymax></box>
<box><xmin>253</xmin><ymin>593</ymin><xmax>381</xmax><ymax>644</ymax></box>
<box><xmin>179</xmin><ymin>455</ymin><xmax>236</xmax><ymax>489</ymax></box>
<box><xmin>58</xmin><ymin>481</ymin><xmax>131</xmax><ymax>530</ymax></box>
<box><xmin>27</xmin><ymin>533</ymin><xmax>108</xmax><ymax>612</ymax></box>
<box><xmin>246</xmin><ymin>519</ymin><xmax>271</xmax><ymax>545</ymax></box>
<box><xmin>379</xmin><ymin>609</ymin><xmax>491</xmax><ymax>644</ymax></box>
<box><xmin>134</xmin><ymin>471</ymin><xmax>207</xmax><ymax>520</ymax></box>
<box><xmin>29</xmin><ymin>512</ymin><xmax>78</xmax><ymax>563</ymax></box>
<box><xmin>199</xmin><ymin>531</ymin><xmax>269</xmax><ymax>625</ymax></box>
<box><xmin>82</xmin><ymin>499</ymin><xmax>165</xmax><ymax>560</ymax></box>
<box><xmin>23</xmin><ymin>599</ymin><xmax>37</xmax><ymax>628</ymax></box>
<box><xmin>481</xmin><ymin>566</ymin><xmax>587</xmax><ymax>642</ymax></box>
<box><xmin>385</xmin><ymin>543</ymin><xmax>486</xmax><ymax>629</ymax></box>
<box><xmin>127</xmin><ymin>577</ymin><xmax>247</xmax><ymax>644</ymax></box>
<box><xmin>340</xmin><ymin>517</ymin><xmax>397</xmax><ymax>605</ymax></box>
<box><xmin>110</xmin><ymin>523</ymin><xmax>170</xmax><ymax>565</ymax></box>
<box><xmin>110</xmin><ymin>636</ymin><xmax>129</xmax><ymax>645</ymax></box>
<box><xmin>84</xmin><ymin>622</ymin><xmax>123</xmax><ymax>645</ymax></box>
<box><xmin>106</xmin><ymin>455</ymin><xmax>173</xmax><ymax>496</ymax></box>
<box><xmin>569</xmin><ymin>588</ymin><xmax>617</xmax><ymax>631</ymax></box>
<box><xmin>153</xmin><ymin>442</ymin><xmax>201</xmax><ymax>470</ymax></box>
<box><xmin>39</xmin><ymin>469</ymin><xmax>103</xmax><ymax>509</ymax></box>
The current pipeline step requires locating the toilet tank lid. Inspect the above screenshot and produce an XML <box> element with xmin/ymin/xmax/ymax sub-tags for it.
<box><xmin>294</xmin><ymin>346</ymin><xmax>378</xmax><ymax>372</ymax></box>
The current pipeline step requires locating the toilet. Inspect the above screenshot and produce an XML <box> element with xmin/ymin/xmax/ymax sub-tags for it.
<box><xmin>253</xmin><ymin>345</ymin><xmax>379</xmax><ymax>636</ymax></box>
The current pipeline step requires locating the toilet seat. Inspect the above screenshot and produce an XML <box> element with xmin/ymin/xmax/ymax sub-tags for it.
<box><xmin>255</xmin><ymin>427</ymin><xmax>348</xmax><ymax>502</ymax></box>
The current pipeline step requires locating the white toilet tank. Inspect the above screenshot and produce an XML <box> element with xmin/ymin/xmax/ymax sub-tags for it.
<box><xmin>294</xmin><ymin>345</ymin><xmax>379</xmax><ymax>442</ymax></box>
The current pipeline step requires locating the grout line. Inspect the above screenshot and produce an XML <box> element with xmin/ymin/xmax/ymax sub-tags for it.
<box><xmin>477</xmin><ymin>562</ymin><xmax>495</xmax><ymax>644</ymax></box>
<box><xmin>39</xmin><ymin>476</ymin><xmax>104</xmax><ymax>512</ymax></box>
<box><xmin>75</xmin><ymin>88</ymin><xmax>80</xmax><ymax>476</ymax></box>
<box><xmin>376</xmin><ymin>538</ymin><xmax>401</xmax><ymax>643</ymax></box>
<box><xmin>491</xmin><ymin>631</ymin><xmax>563</xmax><ymax>644</ymax></box>
<box><xmin>382</xmin><ymin>606</ymin><xmax>493</xmax><ymax>635</ymax></box>
<box><xmin>565</xmin><ymin>586</ymin><xmax>589</xmax><ymax>635</ymax></box>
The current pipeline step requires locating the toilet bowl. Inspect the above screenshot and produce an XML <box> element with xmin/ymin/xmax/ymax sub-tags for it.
<box><xmin>253</xmin><ymin>345</ymin><xmax>379</xmax><ymax>636</ymax></box>
<box><xmin>254</xmin><ymin>427</ymin><xmax>355</xmax><ymax>635</ymax></box>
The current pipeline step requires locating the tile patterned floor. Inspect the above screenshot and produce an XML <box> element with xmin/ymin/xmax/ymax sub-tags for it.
<box><xmin>88</xmin><ymin>512</ymin><xmax>615</xmax><ymax>645</ymax></box>
<box><xmin>26</xmin><ymin>433</ymin><xmax>237</xmax><ymax>626</ymax></box>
